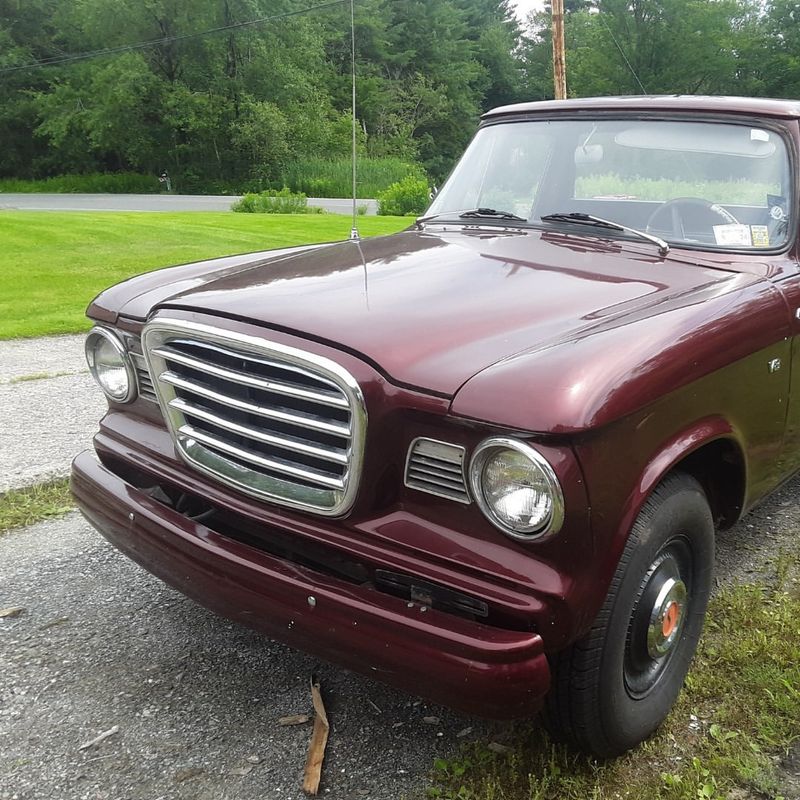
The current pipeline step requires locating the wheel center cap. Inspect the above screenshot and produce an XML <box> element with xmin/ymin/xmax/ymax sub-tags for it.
<box><xmin>662</xmin><ymin>600</ymin><xmax>680</xmax><ymax>638</ymax></box>
<box><xmin>647</xmin><ymin>577</ymin><xmax>687</xmax><ymax>659</ymax></box>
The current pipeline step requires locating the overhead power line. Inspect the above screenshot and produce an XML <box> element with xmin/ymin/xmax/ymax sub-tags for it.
<box><xmin>597</xmin><ymin>12</ymin><xmax>648</xmax><ymax>95</ymax></box>
<box><xmin>0</xmin><ymin>0</ymin><xmax>347</xmax><ymax>76</ymax></box>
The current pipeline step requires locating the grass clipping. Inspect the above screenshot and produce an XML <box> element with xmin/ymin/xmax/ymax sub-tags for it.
<box><xmin>0</xmin><ymin>478</ymin><xmax>74</xmax><ymax>534</ymax></box>
<box><xmin>429</xmin><ymin>556</ymin><xmax>800</xmax><ymax>800</ymax></box>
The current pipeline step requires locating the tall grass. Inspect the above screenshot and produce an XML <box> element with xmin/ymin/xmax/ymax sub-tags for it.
<box><xmin>0</xmin><ymin>172</ymin><xmax>158</xmax><ymax>194</ymax></box>
<box><xmin>0</xmin><ymin>160</ymin><xmax>426</xmax><ymax>197</ymax></box>
<box><xmin>280</xmin><ymin>157</ymin><xmax>425</xmax><ymax>198</ymax></box>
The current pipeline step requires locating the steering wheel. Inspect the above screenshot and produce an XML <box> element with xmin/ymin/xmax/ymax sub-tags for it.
<box><xmin>645</xmin><ymin>197</ymin><xmax>739</xmax><ymax>242</ymax></box>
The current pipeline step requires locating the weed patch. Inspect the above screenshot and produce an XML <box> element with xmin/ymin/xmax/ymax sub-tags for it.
<box><xmin>0</xmin><ymin>479</ymin><xmax>74</xmax><ymax>534</ymax></box>
<box><xmin>232</xmin><ymin>189</ymin><xmax>320</xmax><ymax>214</ymax></box>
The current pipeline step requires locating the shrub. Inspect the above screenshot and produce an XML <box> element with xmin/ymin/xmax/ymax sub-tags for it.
<box><xmin>231</xmin><ymin>188</ymin><xmax>319</xmax><ymax>214</ymax></box>
<box><xmin>377</xmin><ymin>176</ymin><xmax>430</xmax><ymax>216</ymax></box>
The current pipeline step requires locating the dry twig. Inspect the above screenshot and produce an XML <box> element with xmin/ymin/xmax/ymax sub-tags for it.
<box><xmin>302</xmin><ymin>679</ymin><xmax>330</xmax><ymax>795</ymax></box>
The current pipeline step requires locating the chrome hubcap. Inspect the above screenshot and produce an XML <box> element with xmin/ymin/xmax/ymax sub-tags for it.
<box><xmin>646</xmin><ymin>577</ymin><xmax>687</xmax><ymax>658</ymax></box>
<box><xmin>624</xmin><ymin>538</ymin><xmax>693</xmax><ymax>699</ymax></box>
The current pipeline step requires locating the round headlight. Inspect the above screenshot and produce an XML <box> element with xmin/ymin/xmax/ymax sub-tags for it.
<box><xmin>469</xmin><ymin>438</ymin><xmax>564</xmax><ymax>539</ymax></box>
<box><xmin>85</xmin><ymin>327</ymin><xmax>136</xmax><ymax>403</ymax></box>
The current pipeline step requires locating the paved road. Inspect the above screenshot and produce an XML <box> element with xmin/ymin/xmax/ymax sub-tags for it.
<box><xmin>0</xmin><ymin>193</ymin><xmax>379</xmax><ymax>215</ymax></box>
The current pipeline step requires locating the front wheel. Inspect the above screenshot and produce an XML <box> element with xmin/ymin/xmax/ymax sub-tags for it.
<box><xmin>544</xmin><ymin>472</ymin><xmax>714</xmax><ymax>757</ymax></box>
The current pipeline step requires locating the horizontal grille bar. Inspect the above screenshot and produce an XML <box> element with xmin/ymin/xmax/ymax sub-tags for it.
<box><xmin>169</xmin><ymin>397</ymin><xmax>348</xmax><ymax>465</ymax></box>
<box><xmin>409</xmin><ymin>455</ymin><xmax>464</xmax><ymax>475</ymax></box>
<box><xmin>407</xmin><ymin>465</ymin><xmax>467</xmax><ymax>487</ymax></box>
<box><xmin>152</xmin><ymin>344</ymin><xmax>349</xmax><ymax>409</ymax></box>
<box><xmin>159</xmin><ymin>371</ymin><xmax>351</xmax><ymax>437</ymax></box>
<box><xmin>179</xmin><ymin>424</ymin><xmax>346</xmax><ymax>490</ymax></box>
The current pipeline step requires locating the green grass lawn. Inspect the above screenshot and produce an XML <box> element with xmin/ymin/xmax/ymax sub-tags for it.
<box><xmin>0</xmin><ymin>211</ymin><xmax>409</xmax><ymax>339</ymax></box>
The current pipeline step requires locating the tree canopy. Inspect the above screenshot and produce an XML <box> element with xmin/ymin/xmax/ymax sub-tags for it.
<box><xmin>0</xmin><ymin>0</ymin><xmax>796</xmax><ymax>190</ymax></box>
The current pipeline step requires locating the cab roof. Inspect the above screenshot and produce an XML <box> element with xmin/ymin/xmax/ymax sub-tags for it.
<box><xmin>483</xmin><ymin>95</ymin><xmax>800</xmax><ymax>120</ymax></box>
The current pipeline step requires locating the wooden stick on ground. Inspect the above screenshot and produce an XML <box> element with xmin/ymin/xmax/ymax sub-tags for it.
<box><xmin>302</xmin><ymin>679</ymin><xmax>330</xmax><ymax>795</ymax></box>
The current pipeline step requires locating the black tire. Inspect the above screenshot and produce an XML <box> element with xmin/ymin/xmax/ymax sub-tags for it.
<box><xmin>543</xmin><ymin>472</ymin><xmax>714</xmax><ymax>757</ymax></box>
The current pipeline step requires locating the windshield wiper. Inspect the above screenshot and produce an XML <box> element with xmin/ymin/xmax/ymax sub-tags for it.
<box><xmin>458</xmin><ymin>207</ymin><xmax>527</xmax><ymax>221</ymax></box>
<box><xmin>540</xmin><ymin>212</ymin><xmax>670</xmax><ymax>257</ymax></box>
<box><xmin>416</xmin><ymin>207</ymin><xmax>527</xmax><ymax>224</ymax></box>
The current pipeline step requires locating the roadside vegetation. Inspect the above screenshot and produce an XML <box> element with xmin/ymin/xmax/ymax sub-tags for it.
<box><xmin>0</xmin><ymin>173</ymin><xmax>157</xmax><ymax>194</ymax></box>
<box><xmin>0</xmin><ymin>211</ymin><xmax>408</xmax><ymax>339</ymax></box>
<box><xmin>6</xmin><ymin>1</ymin><xmax>795</xmax><ymax>195</ymax></box>
<box><xmin>429</xmin><ymin>552</ymin><xmax>800</xmax><ymax>800</ymax></box>
<box><xmin>231</xmin><ymin>189</ymin><xmax>322</xmax><ymax>214</ymax></box>
<box><xmin>0</xmin><ymin>479</ymin><xmax>74</xmax><ymax>535</ymax></box>
<box><xmin>279</xmin><ymin>157</ymin><xmax>424</xmax><ymax>199</ymax></box>
<box><xmin>377</xmin><ymin>176</ymin><xmax>431</xmax><ymax>216</ymax></box>
<box><xmin>0</xmin><ymin>158</ymin><xmax>425</xmax><ymax>199</ymax></box>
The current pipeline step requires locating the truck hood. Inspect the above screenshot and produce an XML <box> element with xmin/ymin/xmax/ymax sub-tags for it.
<box><xmin>144</xmin><ymin>227</ymin><xmax>749</xmax><ymax>397</ymax></box>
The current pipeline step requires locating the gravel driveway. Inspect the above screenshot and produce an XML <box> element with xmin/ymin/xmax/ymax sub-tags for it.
<box><xmin>1</xmin><ymin>334</ymin><xmax>799</xmax><ymax>799</ymax></box>
<box><xmin>0</xmin><ymin>335</ymin><xmax>497</xmax><ymax>800</ymax></box>
<box><xmin>0</xmin><ymin>334</ymin><xmax>104</xmax><ymax>492</ymax></box>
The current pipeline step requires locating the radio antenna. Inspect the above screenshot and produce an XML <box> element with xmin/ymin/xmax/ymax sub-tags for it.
<box><xmin>349</xmin><ymin>0</ymin><xmax>359</xmax><ymax>241</ymax></box>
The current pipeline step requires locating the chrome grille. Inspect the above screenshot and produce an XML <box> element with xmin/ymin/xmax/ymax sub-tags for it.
<box><xmin>143</xmin><ymin>320</ymin><xmax>366</xmax><ymax>516</ymax></box>
<box><xmin>405</xmin><ymin>438</ymin><xmax>470</xmax><ymax>503</ymax></box>
<box><xmin>130</xmin><ymin>351</ymin><xmax>158</xmax><ymax>403</ymax></box>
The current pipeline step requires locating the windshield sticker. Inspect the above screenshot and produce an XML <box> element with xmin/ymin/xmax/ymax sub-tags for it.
<box><xmin>751</xmin><ymin>226</ymin><xmax>770</xmax><ymax>248</ymax></box>
<box><xmin>713</xmin><ymin>224</ymin><xmax>752</xmax><ymax>247</ymax></box>
<box><xmin>751</xmin><ymin>128</ymin><xmax>770</xmax><ymax>142</ymax></box>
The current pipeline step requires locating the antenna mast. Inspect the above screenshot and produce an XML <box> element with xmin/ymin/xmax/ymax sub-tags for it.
<box><xmin>349</xmin><ymin>0</ymin><xmax>359</xmax><ymax>240</ymax></box>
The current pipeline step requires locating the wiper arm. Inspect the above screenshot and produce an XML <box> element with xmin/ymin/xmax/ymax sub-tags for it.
<box><xmin>416</xmin><ymin>207</ymin><xmax>527</xmax><ymax>224</ymax></box>
<box><xmin>540</xmin><ymin>212</ymin><xmax>670</xmax><ymax>257</ymax></box>
<box><xmin>458</xmin><ymin>207</ymin><xmax>527</xmax><ymax>221</ymax></box>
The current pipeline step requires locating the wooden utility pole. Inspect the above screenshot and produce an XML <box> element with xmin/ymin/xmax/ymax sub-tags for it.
<box><xmin>551</xmin><ymin>0</ymin><xmax>567</xmax><ymax>100</ymax></box>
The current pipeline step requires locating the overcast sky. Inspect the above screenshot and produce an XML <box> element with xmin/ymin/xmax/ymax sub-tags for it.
<box><xmin>511</xmin><ymin>0</ymin><xmax>546</xmax><ymax>22</ymax></box>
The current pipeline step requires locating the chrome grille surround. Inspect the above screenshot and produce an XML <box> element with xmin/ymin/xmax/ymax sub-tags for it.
<box><xmin>405</xmin><ymin>437</ymin><xmax>470</xmax><ymax>504</ymax></box>
<box><xmin>143</xmin><ymin>319</ymin><xmax>367</xmax><ymax>517</ymax></box>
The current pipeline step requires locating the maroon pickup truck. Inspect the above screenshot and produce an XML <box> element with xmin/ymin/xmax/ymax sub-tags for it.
<box><xmin>72</xmin><ymin>96</ymin><xmax>799</xmax><ymax>757</ymax></box>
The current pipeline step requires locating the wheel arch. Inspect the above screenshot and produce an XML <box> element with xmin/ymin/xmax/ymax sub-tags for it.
<box><xmin>635</xmin><ymin>417</ymin><xmax>747</xmax><ymax>533</ymax></box>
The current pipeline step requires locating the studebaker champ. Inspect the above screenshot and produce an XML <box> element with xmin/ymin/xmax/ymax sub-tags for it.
<box><xmin>72</xmin><ymin>96</ymin><xmax>799</xmax><ymax>756</ymax></box>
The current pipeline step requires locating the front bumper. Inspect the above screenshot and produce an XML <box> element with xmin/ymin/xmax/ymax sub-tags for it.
<box><xmin>71</xmin><ymin>450</ymin><xmax>551</xmax><ymax>718</ymax></box>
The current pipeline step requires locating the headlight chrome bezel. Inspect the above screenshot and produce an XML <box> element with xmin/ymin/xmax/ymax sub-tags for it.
<box><xmin>469</xmin><ymin>437</ymin><xmax>565</xmax><ymax>540</ymax></box>
<box><xmin>85</xmin><ymin>326</ymin><xmax>137</xmax><ymax>404</ymax></box>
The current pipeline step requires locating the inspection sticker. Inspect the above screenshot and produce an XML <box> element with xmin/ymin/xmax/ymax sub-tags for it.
<box><xmin>751</xmin><ymin>225</ymin><xmax>770</xmax><ymax>248</ymax></box>
<box><xmin>713</xmin><ymin>223</ymin><xmax>752</xmax><ymax>247</ymax></box>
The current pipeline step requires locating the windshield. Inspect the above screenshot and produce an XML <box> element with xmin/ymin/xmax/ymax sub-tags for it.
<box><xmin>425</xmin><ymin>118</ymin><xmax>793</xmax><ymax>251</ymax></box>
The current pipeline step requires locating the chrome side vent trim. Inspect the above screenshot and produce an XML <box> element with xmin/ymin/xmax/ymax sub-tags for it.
<box><xmin>130</xmin><ymin>351</ymin><xmax>158</xmax><ymax>403</ymax></box>
<box><xmin>143</xmin><ymin>319</ymin><xmax>367</xmax><ymax>517</ymax></box>
<box><xmin>405</xmin><ymin>437</ymin><xmax>470</xmax><ymax>504</ymax></box>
